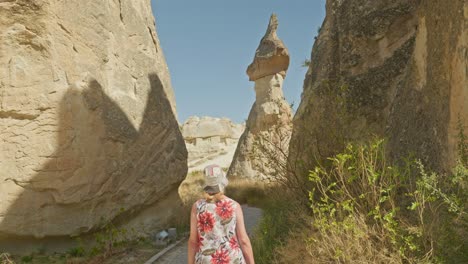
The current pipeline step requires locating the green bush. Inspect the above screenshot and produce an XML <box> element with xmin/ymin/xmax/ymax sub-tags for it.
<box><xmin>20</xmin><ymin>255</ymin><xmax>32</xmax><ymax>263</ymax></box>
<box><xmin>251</xmin><ymin>193</ymin><xmax>291</xmax><ymax>263</ymax></box>
<box><xmin>252</xmin><ymin>138</ymin><xmax>467</xmax><ymax>263</ymax></box>
<box><xmin>250</xmin><ymin>185</ymin><xmax>310</xmax><ymax>264</ymax></box>
<box><xmin>67</xmin><ymin>246</ymin><xmax>86</xmax><ymax>257</ymax></box>
<box><xmin>307</xmin><ymin>139</ymin><xmax>467</xmax><ymax>263</ymax></box>
<box><xmin>307</xmin><ymin>139</ymin><xmax>412</xmax><ymax>262</ymax></box>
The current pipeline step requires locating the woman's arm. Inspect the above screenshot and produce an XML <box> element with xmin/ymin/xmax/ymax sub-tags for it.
<box><xmin>235</xmin><ymin>203</ymin><xmax>255</xmax><ymax>264</ymax></box>
<box><xmin>188</xmin><ymin>203</ymin><xmax>198</xmax><ymax>264</ymax></box>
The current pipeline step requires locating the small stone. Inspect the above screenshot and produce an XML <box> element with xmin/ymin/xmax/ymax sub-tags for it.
<box><xmin>168</xmin><ymin>228</ymin><xmax>177</xmax><ymax>240</ymax></box>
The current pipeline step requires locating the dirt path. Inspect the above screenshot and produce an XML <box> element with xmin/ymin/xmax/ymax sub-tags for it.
<box><xmin>152</xmin><ymin>205</ymin><xmax>262</xmax><ymax>264</ymax></box>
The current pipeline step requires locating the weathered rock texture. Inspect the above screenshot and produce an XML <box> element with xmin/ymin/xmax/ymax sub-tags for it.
<box><xmin>247</xmin><ymin>14</ymin><xmax>290</xmax><ymax>81</ymax></box>
<box><xmin>182</xmin><ymin>116</ymin><xmax>244</xmax><ymax>172</ymax></box>
<box><xmin>0</xmin><ymin>0</ymin><xmax>187</xmax><ymax>247</ymax></box>
<box><xmin>228</xmin><ymin>15</ymin><xmax>293</xmax><ymax>181</ymax></box>
<box><xmin>289</xmin><ymin>0</ymin><xmax>467</xmax><ymax>177</ymax></box>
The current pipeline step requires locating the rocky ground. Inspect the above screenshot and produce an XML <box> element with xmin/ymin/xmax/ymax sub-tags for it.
<box><xmin>6</xmin><ymin>239</ymin><xmax>160</xmax><ymax>264</ymax></box>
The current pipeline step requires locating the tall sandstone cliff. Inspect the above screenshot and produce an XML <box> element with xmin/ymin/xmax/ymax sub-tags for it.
<box><xmin>0</xmin><ymin>0</ymin><xmax>187</xmax><ymax>247</ymax></box>
<box><xmin>290</xmin><ymin>0</ymin><xmax>467</xmax><ymax>177</ymax></box>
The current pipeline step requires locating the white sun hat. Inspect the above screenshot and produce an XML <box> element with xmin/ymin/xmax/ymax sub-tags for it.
<box><xmin>203</xmin><ymin>164</ymin><xmax>229</xmax><ymax>194</ymax></box>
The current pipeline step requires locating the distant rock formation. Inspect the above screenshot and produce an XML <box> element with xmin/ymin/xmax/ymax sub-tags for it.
<box><xmin>228</xmin><ymin>14</ymin><xmax>293</xmax><ymax>181</ymax></box>
<box><xmin>0</xmin><ymin>0</ymin><xmax>187</xmax><ymax>250</ymax></box>
<box><xmin>181</xmin><ymin>116</ymin><xmax>245</xmax><ymax>172</ymax></box>
<box><xmin>289</xmin><ymin>0</ymin><xmax>467</xmax><ymax>178</ymax></box>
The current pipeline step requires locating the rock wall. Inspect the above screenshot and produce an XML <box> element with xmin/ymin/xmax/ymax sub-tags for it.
<box><xmin>0</xmin><ymin>0</ymin><xmax>187</xmax><ymax>247</ymax></box>
<box><xmin>228</xmin><ymin>15</ymin><xmax>293</xmax><ymax>181</ymax></box>
<box><xmin>182</xmin><ymin>116</ymin><xmax>244</xmax><ymax>172</ymax></box>
<box><xmin>289</xmin><ymin>0</ymin><xmax>467</xmax><ymax>177</ymax></box>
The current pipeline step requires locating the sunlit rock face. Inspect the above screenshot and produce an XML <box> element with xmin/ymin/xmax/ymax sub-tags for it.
<box><xmin>181</xmin><ymin>116</ymin><xmax>244</xmax><ymax>172</ymax></box>
<box><xmin>246</xmin><ymin>14</ymin><xmax>290</xmax><ymax>82</ymax></box>
<box><xmin>289</xmin><ymin>0</ymin><xmax>467</xmax><ymax>178</ymax></box>
<box><xmin>228</xmin><ymin>14</ymin><xmax>293</xmax><ymax>181</ymax></box>
<box><xmin>0</xmin><ymin>0</ymin><xmax>187</xmax><ymax>248</ymax></box>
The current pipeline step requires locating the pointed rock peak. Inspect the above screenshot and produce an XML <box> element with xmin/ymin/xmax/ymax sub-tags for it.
<box><xmin>265</xmin><ymin>13</ymin><xmax>279</xmax><ymax>36</ymax></box>
<box><xmin>247</xmin><ymin>14</ymin><xmax>290</xmax><ymax>81</ymax></box>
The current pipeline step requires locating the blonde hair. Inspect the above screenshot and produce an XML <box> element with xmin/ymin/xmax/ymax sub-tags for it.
<box><xmin>204</xmin><ymin>191</ymin><xmax>224</xmax><ymax>202</ymax></box>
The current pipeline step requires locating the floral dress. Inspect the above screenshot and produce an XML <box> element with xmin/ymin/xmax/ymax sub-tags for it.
<box><xmin>195</xmin><ymin>197</ymin><xmax>245</xmax><ymax>264</ymax></box>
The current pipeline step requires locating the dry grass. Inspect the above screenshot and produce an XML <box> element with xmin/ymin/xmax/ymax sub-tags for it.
<box><xmin>309</xmin><ymin>217</ymin><xmax>403</xmax><ymax>264</ymax></box>
<box><xmin>272</xmin><ymin>214</ymin><xmax>405</xmax><ymax>264</ymax></box>
<box><xmin>251</xmin><ymin>190</ymin><xmax>406</xmax><ymax>264</ymax></box>
<box><xmin>85</xmin><ymin>239</ymin><xmax>160</xmax><ymax>264</ymax></box>
<box><xmin>178</xmin><ymin>170</ymin><xmax>205</xmax><ymax>204</ymax></box>
<box><xmin>5</xmin><ymin>238</ymin><xmax>161</xmax><ymax>264</ymax></box>
<box><xmin>0</xmin><ymin>253</ymin><xmax>14</xmax><ymax>264</ymax></box>
<box><xmin>225</xmin><ymin>179</ymin><xmax>270</xmax><ymax>207</ymax></box>
<box><xmin>249</xmin><ymin>185</ymin><xmax>307</xmax><ymax>264</ymax></box>
<box><xmin>253</xmin><ymin>139</ymin><xmax>468</xmax><ymax>264</ymax></box>
<box><xmin>178</xmin><ymin>169</ymin><xmax>270</xmax><ymax>208</ymax></box>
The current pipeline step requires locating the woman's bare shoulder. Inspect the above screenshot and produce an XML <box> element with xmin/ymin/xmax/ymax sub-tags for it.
<box><xmin>225</xmin><ymin>196</ymin><xmax>242</xmax><ymax>211</ymax></box>
<box><xmin>224</xmin><ymin>196</ymin><xmax>239</xmax><ymax>204</ymax></box>
<box><xmin>192</xmin><ymin>198</ymin><xmax>205</xmax><ymax>209</ymax></box>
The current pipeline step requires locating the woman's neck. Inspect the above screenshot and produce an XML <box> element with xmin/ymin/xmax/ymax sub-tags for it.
<box><xmin>204</xmin><ymin>192</ymin><xmax>227</xmax><ymax>202</ymax></box>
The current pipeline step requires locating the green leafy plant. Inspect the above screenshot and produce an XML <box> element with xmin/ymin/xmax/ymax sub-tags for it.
<box><xmin>67</xmin><ymin>246</ymin><xmax>86</xmax><ymax>257</ymax></box>
<box><xmin>457</xmin><ymin>115</ymin><xmax>467</xmax><ymax>166</ymax></box>
<box><xmin>251</xmin><ymin>189</ymin><xmax>307</xmax><ymax>264</ymax></box>
<box><xmin>307</xmin><ymin>139</ymin><xmax>415</xmax><ymax>262</ymax></box>
<box><xmin>94</xmin><ymin>223</ymin><xmax>128</xmax><ymax>256</ymax></box>
<box><xmin>20</xmin><ymin>255</ymin><xmax>32</xmax><ymax>263</ymax></box>
<box><xmin>91</xmin><ymin>207</ymin><xmax>132</xmax><ymax>257</ymax></box>
<box><xmin>307</xmin><ymin>139</ymin><xmax>468</xmax><ymax>263</ymax></box>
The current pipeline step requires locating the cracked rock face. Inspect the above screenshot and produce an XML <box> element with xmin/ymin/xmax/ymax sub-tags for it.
<box><xmin>228</xmin><ymin>15</ymin><xmax>293</xmax><ymax>181</ymax></box>
<box><xmin>289</xmin><ymin>0</ymin><xmax>467</xmax><ymax>177</ymax></box>
<box><xmin>0</xmin><ymin>0</ymin><xmax>187</xmax><ymax>247</ymax></box>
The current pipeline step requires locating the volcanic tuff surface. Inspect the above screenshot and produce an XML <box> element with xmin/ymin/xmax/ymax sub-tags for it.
<box><xmin>246</xmin><ymin>14</ymin><xmax>290</xmax><ymax>81</ymax></box>
<box><xmin>289</xmin><ymin>0</ymin><xmax>467</xmax><ymax>176</ymax></box>
<box><xmin>0</xmin><ymin>0</ymin><xmax>187</xmax><ymax>249</ymax></box>
<box><xmin>182</xmin><ymin>116</ymin><xmax>244</xmax><ymax>172</ymax></box>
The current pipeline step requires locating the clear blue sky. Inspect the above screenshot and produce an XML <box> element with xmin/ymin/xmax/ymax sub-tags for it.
<box><xmin>151</xmin><ymin>0</ymin><xmax>326</xmax><ymax>123</ymax></box>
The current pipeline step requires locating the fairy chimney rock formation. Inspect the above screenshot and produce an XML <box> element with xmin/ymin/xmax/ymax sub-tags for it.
<box><xmin>228</xmin><ymin>14</ymin><xmax>293</xmax><ymax>181</ymax></box>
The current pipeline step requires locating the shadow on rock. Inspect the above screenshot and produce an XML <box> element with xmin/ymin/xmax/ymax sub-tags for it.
<box><xmin>0</xmin><ymin>74</ymin><xmax>187</xmax><ymax>253</ymax></box>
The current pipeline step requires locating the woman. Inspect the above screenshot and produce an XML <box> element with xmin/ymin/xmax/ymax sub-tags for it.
<box><xmin>188</xmin><ymin>164</ymin><xmax>255</xmax><ymax>264</ymax></box>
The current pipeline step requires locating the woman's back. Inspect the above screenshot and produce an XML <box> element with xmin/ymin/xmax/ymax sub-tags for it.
<box><xmin>194</xmin><ymin>197</ymin><xmax>245</xmax><ymax>264</ymax></box>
